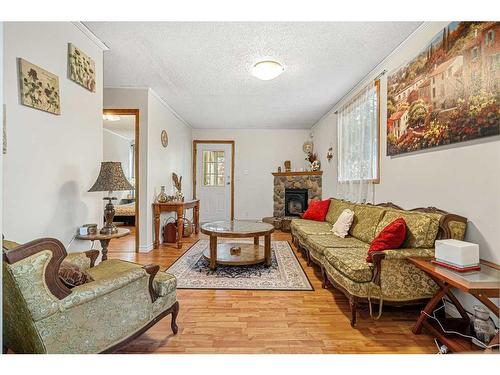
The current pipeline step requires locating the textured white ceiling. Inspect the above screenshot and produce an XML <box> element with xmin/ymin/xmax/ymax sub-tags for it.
<box><xmin>86</xmin><ymin>22</ymin><xmax>422</xmax><ymax>129</ymax></box>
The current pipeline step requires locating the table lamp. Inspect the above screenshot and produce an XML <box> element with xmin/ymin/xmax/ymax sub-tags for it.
<box><xmin>89</xmin><ymin>162</ymin><xmax>135</xmax><ymax>234</ymax></box>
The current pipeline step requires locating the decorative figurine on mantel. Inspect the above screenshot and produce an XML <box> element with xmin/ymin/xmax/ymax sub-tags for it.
<box><xmin>308</xmin><ymin>154</ymin><xmax>321</xmax><ymax>171</ymax></box>
<box><xmin>172</xmin><ymin>172</ymin><xmax>184</xmax><ymax>201</ymax></box>
<box><xmin>303</xmin><ymin>139</ymin><xmax>321</xmax><ymax>171</ymax></box>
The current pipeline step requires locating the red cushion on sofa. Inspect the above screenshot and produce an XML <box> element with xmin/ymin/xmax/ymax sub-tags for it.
<box><xmin>366</xmin><ymin>218</ymin><xmax>406</xmax><ymax>262</ymax></box>
<box><xmin>302</xmin><ymin>199</ymin><xmax>331</xmax><ymax>221</ymax></box>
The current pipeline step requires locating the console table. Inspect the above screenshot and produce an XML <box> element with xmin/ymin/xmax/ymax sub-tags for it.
<box><xmin>409</xmin><ymin>257</ymin><xmax>499</xmax><ymax>353</ymax></box>
<box><xmin>153</xmin><ymin>199</ymin><xmax>200</xmax><ymax>249</ymax></box>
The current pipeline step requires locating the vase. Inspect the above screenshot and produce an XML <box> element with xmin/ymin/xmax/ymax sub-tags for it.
<box><xmin>471</xmin><ymin>305</ymin><xmax>496</xmax><ymax>344</ymax></box>
<box><xmin>157</xmin><ymin>186</ymin><xmax>168</xmax><ymax>203</ymax></box>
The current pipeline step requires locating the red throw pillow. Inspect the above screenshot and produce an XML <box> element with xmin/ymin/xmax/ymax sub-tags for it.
<box><xmin>366</xmin><ymin>218</ymin><xmax>406</xmax><ymax>262</ymax></box>
<box><xmin>302</xmin><ymin>199</ymin><xmax>331</xmax><ymax>221</ymax></box>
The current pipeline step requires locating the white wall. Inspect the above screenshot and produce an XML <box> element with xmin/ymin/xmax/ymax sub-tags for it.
<box><xmin>3</xmin><ymin>22</ymin><xmax>104</xmax><ymax>252</ymax></box>
<box><xmin>103</xmin><ymin>88</ymin><xmax>149</xmax><ymax>249</ymax></box>
<box><xmin>1</xmin><ymin>21</ymin><xmax>4</xmax><ymax>341</ymax></box>
<box><xmin>312</xmin><ymin>22</ymin><xmax>499</xmax><ymax>317</ymax></box>
<box><xmin>104</xmin><ymin>88</ymin><xmax>193</xmax><ymax>251</ymax></box>
<box><xmin>192</xmin><ymin>129</ymin><xmax>310</xmax><ymax>220</ymax></box>
<box><xmin>310</xmin><ymin>111</ymin><xmax>337</xmax><ymax>199</ymax></box>
<box><xmin>146</xmin><ymin>90</ymin><xmax>193</xmax><ymax>248</ymax></box>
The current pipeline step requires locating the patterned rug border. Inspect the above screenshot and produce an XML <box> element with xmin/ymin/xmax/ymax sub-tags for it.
<box><xmin>164</xmin><ymin>239</ymin><xmax>314</xmax><ymax>292</ymax></box>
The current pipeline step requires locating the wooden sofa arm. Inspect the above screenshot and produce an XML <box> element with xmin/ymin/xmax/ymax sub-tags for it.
<box><xmin>3</xmin><ymin>237</ymin><xmax>72</xmax><ymax>299</ymax></box>
<box><xmin>64</xmin><ymin>250</ymin><xmax>100</xmax><ymax>270</ymax></box>
<box><xmin>142</xmin><ymin>264</ymin><xmax>160</xmax><ymax>303</ymax></box>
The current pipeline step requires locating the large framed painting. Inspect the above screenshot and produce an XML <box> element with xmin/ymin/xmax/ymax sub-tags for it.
<box><xmin>18</xmin><ymin>58</ymin><xmax>61</xmax><ymax>115</ymax></box>
<box><xmin>387</xmin><ymin>22</ymin><xmax>499</xmax><ymax>156</ymax></box>
<box><xmin>68</xmin><ymin>43</ymin><xmax>96</xmax><ymax>92</ymax></box>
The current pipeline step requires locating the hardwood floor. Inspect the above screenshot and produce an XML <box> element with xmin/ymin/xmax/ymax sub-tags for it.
<box><xmin>107</xmin><ymin>228</ymin><xmax>437</xmax><ymax>354</ymax></box>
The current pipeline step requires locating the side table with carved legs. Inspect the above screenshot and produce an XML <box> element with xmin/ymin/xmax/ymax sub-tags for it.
<box><xmin>76</xmin><ymin>228</ymin><xmax>130</xmax><ymax>261</ymax></box>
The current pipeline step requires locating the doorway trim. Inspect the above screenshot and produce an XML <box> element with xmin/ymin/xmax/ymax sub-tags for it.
<box><xmin>192</xmin><ymin>140</ymin><xmax>235</xmax><ymax>220</ymax></box>
<box><xmin>103</xmin><ymin>108</ymin><xmax>140</xmax><ymax>252</ymax></box>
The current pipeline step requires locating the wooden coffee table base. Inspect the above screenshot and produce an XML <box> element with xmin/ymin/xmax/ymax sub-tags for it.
<box><xmin>205</xmin><ymin>235</ymin><xmax>272</xmax><ymax>270</ymax></box>
<box><xmin>203</xmin><ymin>243</ymin><xmax>266</xmax><ymax>266</ymax></box>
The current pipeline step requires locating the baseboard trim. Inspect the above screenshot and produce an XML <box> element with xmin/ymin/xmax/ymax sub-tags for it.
<box><xmin>138</xmin><ymin>243</ymin><xmax>153</xmax><ymax>253</ymax></box>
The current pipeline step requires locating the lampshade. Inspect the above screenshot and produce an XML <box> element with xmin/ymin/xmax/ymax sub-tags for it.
<box><xmin>88</xmin><ymin>162</ymin><xmax>134</xmax><ymax>192</ymax></box>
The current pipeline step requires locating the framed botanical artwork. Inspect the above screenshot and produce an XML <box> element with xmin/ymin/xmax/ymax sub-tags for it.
<box><xmin>68</xmin><ymin>43</ymin><xmax>96</xmax><ymax>92</ymax></box>
<box><xmin>387</xmin><ymin>22</ymin><xmax>499</xmax><ymax>156</ymax></box>
<box><xmin>18</xmin><ymin>58</ymin><xmax>61</xmax><ymax>115</ymax></box>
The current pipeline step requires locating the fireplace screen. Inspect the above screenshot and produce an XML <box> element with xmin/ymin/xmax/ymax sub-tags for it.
<box><xmin>285</xmin><ymin>188</ymin><xmax>308</xmax><ymax>216</ymax></box>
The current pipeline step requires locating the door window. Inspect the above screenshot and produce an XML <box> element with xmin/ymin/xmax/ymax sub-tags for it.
<box><xmin>202</xmin><ymin>150</ymin><xmax>225</xmax><ymax>187</ymax></box>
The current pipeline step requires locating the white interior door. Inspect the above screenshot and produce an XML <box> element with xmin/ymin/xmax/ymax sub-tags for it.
<box><xmin>196</xmin><ymin>143</ymin><xmax>232</xmax><ymax>223</ymax></box>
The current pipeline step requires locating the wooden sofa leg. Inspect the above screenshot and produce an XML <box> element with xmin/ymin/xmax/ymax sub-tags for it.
<box><xmin>349</xmin><ymin>297</ymin><xmax>357</xmax><ymax>327</ymax></box>
<box><xmin>321</xmin><ymin>267</ymin><xmax>328</xmax><ymax>289</ymax></box>
<box><xmin>171</xmin><ymin>301</ymin><xmax>179</xmax><ymax>335</ymax></box>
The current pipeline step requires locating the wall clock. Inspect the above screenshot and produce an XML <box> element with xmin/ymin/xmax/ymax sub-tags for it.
<box><xmin>161</xmin><ymin>130</ymin><xmax>169</xmax><ymax>148</ymax></box>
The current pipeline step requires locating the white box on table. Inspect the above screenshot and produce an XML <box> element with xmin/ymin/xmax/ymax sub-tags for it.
<box><xmin>435</xmin><ymin>239</ymin><xmax>479</xmax><ymax>268</ymax></box>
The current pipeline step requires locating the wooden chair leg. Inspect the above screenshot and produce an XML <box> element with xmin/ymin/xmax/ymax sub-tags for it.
<box><xmin>170</xmin><ymin>301</ymin><xmax>179</xmax><ymax>335</ymax></box>
<box><xmin>349</xmin><ymin>297</ymin><xmax>358</xmax><ymax>327</ymax></box>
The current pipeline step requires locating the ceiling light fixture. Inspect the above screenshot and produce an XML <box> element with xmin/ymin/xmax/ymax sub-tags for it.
<box><xmin>252</xmin><ymin>60</ymin><xmax>284</xmax><ymax>80</ymax></box>
<box><xmin>102</xmin><ymin>114</ymin><xmax>121</xmax><ymax>122</ymax></box>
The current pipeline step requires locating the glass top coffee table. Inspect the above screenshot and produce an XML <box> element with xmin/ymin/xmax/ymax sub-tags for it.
<box><xmin>200</xmin><ymin>220</ymin><xmax>275</xmax><ymax>270</ymax></box>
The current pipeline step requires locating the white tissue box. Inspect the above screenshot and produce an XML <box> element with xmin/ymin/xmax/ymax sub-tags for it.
<box><xmin>435</xmin><ymin>239</ymin><xmax>479</xmax><ymax>268</ymax></box>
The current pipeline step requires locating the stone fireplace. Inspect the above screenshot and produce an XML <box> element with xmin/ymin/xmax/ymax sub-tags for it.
<box><xmin>272</xmin><ymin>171</ymin><xmax>322</xmax><ymax>218</ymax></box>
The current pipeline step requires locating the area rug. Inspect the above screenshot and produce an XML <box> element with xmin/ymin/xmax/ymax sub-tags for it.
<box><xmin>165</xmin><ymin>240</ymin><xmax>313</xmax><ymax>291</ymax></box>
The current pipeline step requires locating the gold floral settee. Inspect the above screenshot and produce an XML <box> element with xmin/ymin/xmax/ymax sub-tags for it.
<box><xmin>2</xmin><ymin>238</ymin><xmax>179</xmax><ymax>354</ymax></box>
<box><xmin>291</xmin><ymin>199</ymin><xmax>467</xmax><ymax>327</ymax></box>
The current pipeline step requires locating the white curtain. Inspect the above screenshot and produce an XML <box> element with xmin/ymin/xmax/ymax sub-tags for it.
<box><xmin>336</xmin><ymin>80</ymin><xmax>378</xmax><ymax>203</ymax></box>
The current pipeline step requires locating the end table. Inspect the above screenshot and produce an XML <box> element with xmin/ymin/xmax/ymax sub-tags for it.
<box><xmin>409</xmin><ymin>257</ymin><xmax>499</xmax><ymax>353</ymax></box>
<box><xmin>76</xmin><ymin>227</ymin><xmax>130</xmax><ymax>261</ymax></box>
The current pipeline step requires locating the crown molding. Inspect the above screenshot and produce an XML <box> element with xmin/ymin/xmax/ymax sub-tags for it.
<box><xmin>147</xmin><ymin>88</ymin><xmax>193</xmax><ymax>129</ymax></box>
<box><xmin>72</xmin><ymin>22</ymin><xmax>110</xmax><ymax>51</ymax></box>
<box><xmin>104</xmin><ymin>86</ymin><xmax>193</xmax><ymax>129</ymax></box>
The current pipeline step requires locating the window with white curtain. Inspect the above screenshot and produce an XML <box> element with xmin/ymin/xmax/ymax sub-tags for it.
<box><xmin>336</xmin><ymin>80</ymin><xmax>380</xmax><ymax>203</ymax></box>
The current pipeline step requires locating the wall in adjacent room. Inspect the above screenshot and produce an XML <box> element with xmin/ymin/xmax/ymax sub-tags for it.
<box><xmin>192</xmin><ymin>128</ymin><xmax>310</xmax><ymax>220</ymax></box>
<box><xmin>104</xmin><ymin>88</ymin><xmax>193</xmax><ymax>251</ymax></box>
<box><xmin>312</xmin><ymin>22</ymin><xmax>499</xmax><ymax>319</ymax></box>
<box><xmin>103</xmin><ymin>129</ymin><xmax>133</xmax><ymax>200</ymax></box>
<box><xmin>3</xmin><ymin>22</ymin><xmax>104</xmax><ymax>251</ymax></box>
